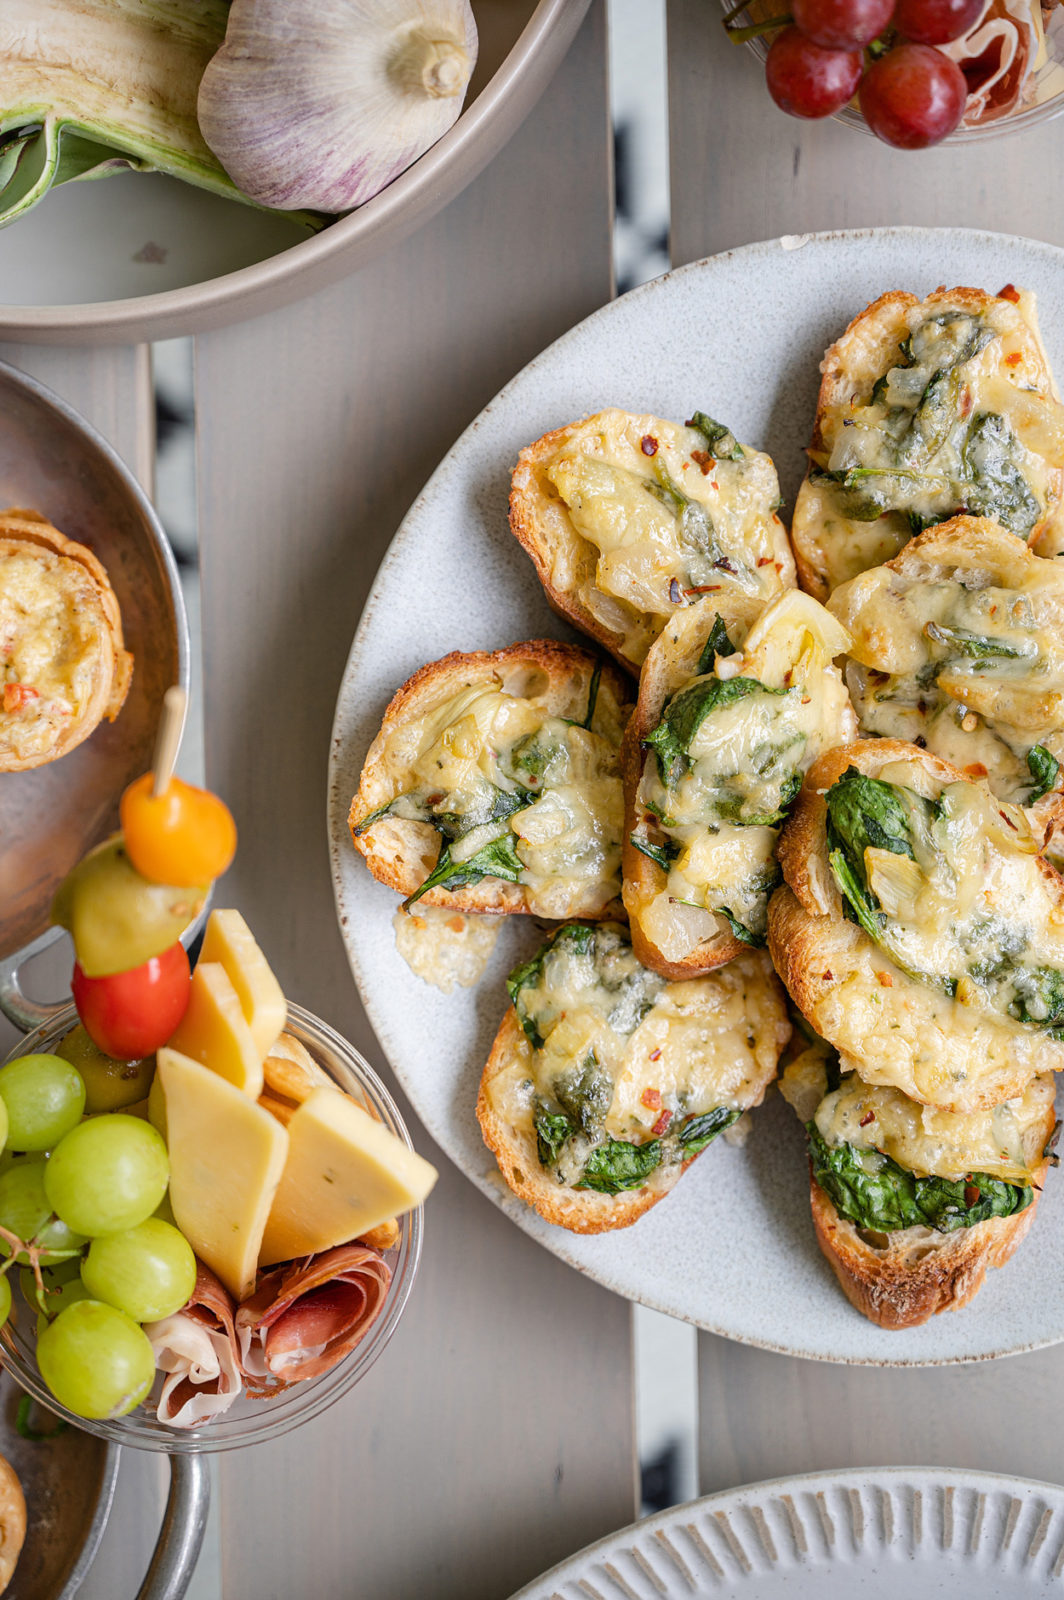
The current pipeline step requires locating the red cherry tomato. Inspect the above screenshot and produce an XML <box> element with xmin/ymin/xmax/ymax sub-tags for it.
<box><xmin>72</xmin><ymin>943</ymin><xmax>191</xmax><ymax>1061</ymax></box>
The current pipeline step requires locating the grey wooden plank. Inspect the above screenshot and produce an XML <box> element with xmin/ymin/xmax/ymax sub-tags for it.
<box><xmin>193</xmin><ymin>7</ymin><xmax>632</xmax><ymax>1598</ymax></box>
<box><xmin>699</xmin><ymin>1334</ymin><xmax>1064</xmax><ymax>1491</ymax></box>
<box><xmin>667</xmin><ymin>0</ymin><xmax>1064</xmax><ymax>266</ymax></box>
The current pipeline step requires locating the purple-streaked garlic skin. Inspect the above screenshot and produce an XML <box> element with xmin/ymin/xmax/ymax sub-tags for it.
<box><xmin>197</xmin><ymin>0</ymin><xmax>479</xmax><ymax>213</ymax></box>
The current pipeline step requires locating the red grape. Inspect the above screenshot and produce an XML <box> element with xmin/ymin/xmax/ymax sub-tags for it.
<box><xmin>893</xmin><ymin>0</ymin><xmax>986</xmax><ymax>44</ymax></box>
<box><xmin>792</xmin><ymin>0</ymin><xmax>895</xmax><ymax>49</ymax></box>
<box><xmin>859</xmin><ymin>42</ymin><xmax>968</xmax><ymax>145</ymax></box>
<box><xmin>765</xmin><ymin>27</ymin><xmax>864</xmax><ymax>118</ymax></box>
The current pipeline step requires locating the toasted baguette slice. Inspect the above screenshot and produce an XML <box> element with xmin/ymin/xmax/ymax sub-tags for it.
<box><xmin>349</xmin><ymin>641</ymin><xmax>632</xmax><ymax>919</ymax></box>
<box><xmin>809</xmin><ymin>1168</ymin><xmax>1047</xmax><ymax>1329</ymax></box>
<box><xmin>478</xmin><ymin>929</ymin><xmax>789</xmax><ymax>1233</ymax></box>
<box><xmin>770</xmin><ymin>738</ymin><xmax>1064</xmax><ymax>1112</ymax></box>
<box><xmin>0</xmin><ymin>508</ymin><xmax>133</xmax><ymax>771</ymax></box>
<box><xmin>781</xmin><ymin>1043</ymin><xmax>1056</xmax><ymax>1328</ymax></box>
<box><xmin>827</xmin><ymin>514</ymin><xmax>1064</xmax><ymax>812</ymax></box>
<box><xmin>623</xmin><ymin>591</ymin><xmax>856</xmax><ymax>979</ymax></box>
<box><xmin>792</xmin><ymin>286</ymin><xmax>1064</xmax><ymax>600</ymax></box>
<box><xmin>510</xmin><ymin>409</ymin><xmax>795</xmax><ymax>671</ymax></box>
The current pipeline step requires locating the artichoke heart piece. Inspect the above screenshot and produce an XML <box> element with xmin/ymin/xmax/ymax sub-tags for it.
<box><xmin>864</xmin><ymin>846</ymin><xmax>925</xmax><ymax>921</ymax></box>
<box><xmin>0</xmin><ymin>0</ymin><xmax>323</xmax><ymax>229</ymax></box>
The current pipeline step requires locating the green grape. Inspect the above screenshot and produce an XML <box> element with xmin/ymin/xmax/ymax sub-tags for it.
<box><xmin>37</xmin><ymin>1300</ymin><xmax>155</xmax><ymax>1420</ymax></box>
<box><xmin>0</xmin><ymin>1160</ymin><xmax>87</xmax><ymax>1263</ymax></box>
<box><xmin>44</xmin><ymin>1115</ymin><xmax>168</xmax><ymax>1237</ymax></box>
<box><xmin>0</xmin><ymin>1055</ymin><xmax>85</xmax><ymax>1151</ymax></box>
<box><xmin>21</xmin><ymin>1259</ymin><xmax>90</xmax><ymax>1323</ymax></box>
<box><xmin>55</xmin><ymin>1026</ymin><xmax>154</xmax><ymax>1114</ymax></box>
<box><xmin>82</xmin><ymin>1218</ymin><xmax>195</xmax><ymax>1323</ymax></box>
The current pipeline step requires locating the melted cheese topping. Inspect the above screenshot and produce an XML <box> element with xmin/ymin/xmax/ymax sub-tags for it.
<box><xmin>0</xmin><ymin>546</ymin><xmax>108</xmax><ymax>763</ymax></box>
<box><xmin>543</xmin><ymin>410</ymin><xmax>793</xmax><ymax>663</ymax></box>
<box><xmin>485</xmin><ymin>928</ymin><xmax>786</xmax><ymax>1187</ymax></box>
<box><xmin>781</xmin><ymin>1048</ymin><xmax>1054</xmax><ymax>1184</ymax></box>
<box><xmin>797</xmin><ymin>294</ymin><xmax>1064</xmax><ymax>593</ymax></box>
<box><xmin>364</xmin><ymin>675</ymin><xmax>627</xmax><ymax>917</ymax></box>
<box><xmin>632</xmin><ymin>592</ymin><xmax>856</xmax><ymax>959</ymax></box>
<box><xmin>829</xmin><ymin>530</ymin><xmax>1064</xmax><ymax>801</ymax></box>
<box><xmin>392</xmin><ymin>907</ymin><xmax>502</xmax><ymax>993</ymax></box>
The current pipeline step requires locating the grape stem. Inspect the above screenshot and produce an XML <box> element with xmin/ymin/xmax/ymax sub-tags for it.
<box><xmin>724</xmin><ymin>11</ymin><xmax>793</xmax><ymax>40</ymax></box>
<box><xmin>0</xmin><ymin>1224</ymin><xmax>49</xmax><ymax>1298</ymax></box>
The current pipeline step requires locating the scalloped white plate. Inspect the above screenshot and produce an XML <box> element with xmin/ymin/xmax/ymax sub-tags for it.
<box><xmin>506</xmin><ymin>1468</ymin><xmax>1064</xmax><ymax>1598</ymax></box>
<box><xmin>329</xmin><ymin>226</ymin><xmax>1064</xmax><ymax>1366</ymax></box>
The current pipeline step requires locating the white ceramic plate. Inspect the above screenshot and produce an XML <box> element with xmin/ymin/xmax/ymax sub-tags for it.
<box><xmin>0</xmin><ymin>0</ymin><xmax>588</xmax><ymax>343</ymax></box>
<box><xmin>329</xmin><ymin>226</ymin><xmax>1064</xmax><ymax>1366</ymax></box>
<box><xmin>505</xmin><ymin>1468</ymin><xmax>1064</xmax><ymax>1598</ymax></box>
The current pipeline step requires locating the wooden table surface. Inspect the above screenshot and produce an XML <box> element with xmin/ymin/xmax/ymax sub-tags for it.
<box><xmin>3</xmin><ymin>3</ymin><xmax>1064</xmax><ymax>1594</ymax></box>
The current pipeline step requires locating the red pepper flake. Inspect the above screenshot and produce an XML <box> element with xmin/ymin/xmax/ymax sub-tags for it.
<box><xmin>964</xmin><ymin>762</ymin><xmax>989</xmax><ymax>778</ymax></box>
<box><xmin>998</xmin><ymin>283</ymin><xmax>1021</xmax><ymax>303</ymax></box>
<box><xmin>801</xmin><ymin>696</ymin><xmax>811</xmax><ymax>705</ymax></box>
<box><xmin>1005</xmin><ymin>351</ymin><xmax>1023</xmax><ymax>367</ymax></box>
<box><xmin>641</xmin><ymin>434</ymin><xmax>659</xmax><ymax>457</ymax></box>
<box><xmin>641</xmin><ymin>1086</ymin><xmax>662</xmax><ymax>1109</ymax></box>
<box><xmin>2</xmin><ymin>683</ymin><xmax>38</xmax><ymax>713</ymax></box>
<box><xmin>648</xmin><ymin>1050</ymin><xmax>662</xmax><ymax>1064</ymax></box>
<box><xmin>710</xmin><ymin>481</ymin><xmax>719</xmax><ymax>492</ymax></box>
<box><xmin>859</xmin><ymin>1110</ymin><xmax>876</xmax><ymax>1127</ymax></box>
<box><xmin>683</xmin><ymin>585</ymin><xmax>722</xmax><ymax>595</ymax></box>
<box><xmin>877</xmin><ymin>971</ymin><xmax>894</xmax><ymax>988</ymax></box>
<box><xmin>965</xmin><ymin>1182</ymin><xmax>981</xmax><ymax>1207</ymax></box>
<box><xmin>669</xmin><ymin>577</ymin><xmax>681</xmax><ymax>604</ymax></box>
<box><xmin>822</xmin><ymin>970</ymin><xmax>834</xmax><ymax>981</ymax></box>
<box><xmin>757</xmin><ymin>556</ymin><xmax>773</xmax><ymax>567</ymax></box>
<box><xmin>691</xmin><ymin>449</ymin><xmax>713</xmax><ymax>475</ymax></box>
<box><xmin>652</xmin><ymin>1110</ymin><xmax>673</xmax><ymax>1137</ymax></box>
<box><xmin>999</xmin><ymin>810</ymin><xmax>1018</xmax><ymax>830</ymax></box>
<box><xmin>959</xmin><ymin>385</ymin><xmax>973</xmax><ymax>419</ymax></box>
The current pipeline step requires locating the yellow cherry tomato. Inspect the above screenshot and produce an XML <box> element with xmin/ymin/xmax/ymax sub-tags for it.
<box><xmin>120</xmin><ymin>774</ymin><xmax>237</xmax><ymax>887</ymax></box>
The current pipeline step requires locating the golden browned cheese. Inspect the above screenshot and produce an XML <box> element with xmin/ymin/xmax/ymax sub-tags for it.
<box><xmin>510</xmin><ymin>409</ymin><xmax>795</xmax><ymax>668</ymax></box>
<box><xmin>0</xmin><ymin>509</ymin><xmax>132</xmax><ymax>771</ymax></box>
<box><xmin>792</xmin><ymin>287</ymin><xmax>1064</xmax><ymax>600</ymax></box>
<box><xmin>624</xmin><ymin>590</ymin><xmax>857</xmax><ymax>972</ymax></box>
<box><xmin>828</xmin><ymin>516</ymin><xmax>1064</xmax><ymax>804</ymax></box>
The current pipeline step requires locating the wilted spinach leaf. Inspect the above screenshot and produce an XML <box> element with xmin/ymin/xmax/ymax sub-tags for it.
<box><xmin>678</xmin><ymin>1106</ymin><xmax>742</xmax><ymax>1155</ymax></box>
<box><xmin>507</xmin><ymin>923</ymin><xmax>596</xmax><ymax>1046</ymax></box>
<box><xmin>577</xmin><ymin>1138</ymin><xmax>663</xmax><ymax>1193</ymax></box>
<box><xmin>963</xmin><ymin>412</ymin><xmax>1041</xmax><ymax>536</ymax></box>
<box><xmin>534</xmin><ymin>1105</ymin><xmax>576</xmax><ymax>1167</ymax></box>
<box><xmin>808</xmin><ymin>1125</ymin><xmax>1033</xmax><ymax>1234</ymax></box>
<box><xmin>1008</xmin><ymin>966</ymin><xmax>1064</xmax><ymax>1035</ymax></box>
<box><xmin>697</xmin><ymin>612</ymin><xmax>738</xmax><ymax>675</ymax></box>
<box><xmin>629</xmin><ymin>833</ymin><xmax>681</xmax><ymax>873</ymax></box>
<box><xmin>686</xmin><ymin>412</ymin><xmax>744</xmax><ymax>461</ymax></box>
<box><xmin>1027</xmin><ymin>744</ymin><xmax>1060</xmax><ymax>803</ymax></box>
<box><xmin>644</xmin><ymin>676</ymin><xmax>781</xmax><ymax>787</ymax></box>
<box><xmin>405</xmin><ymin>829</ymin><xmax>524</xmax><ymax>910</ymax></box>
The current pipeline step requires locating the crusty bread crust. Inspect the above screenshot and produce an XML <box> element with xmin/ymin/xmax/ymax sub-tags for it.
<box><xmin>769</xmin><ymin>738</ymin><xmax>1064</xmax><ymax>1112</ymax></box>
<box><xmin>476</xmin><ymin>1010</ymin><xmax>685</xmax><ymax>1233</ymax></box>
<box><xmin>792</xmin><ymin>287</ymin><xmax>1064</xmax><ymax>600</ymax></box>
<box><xmin>348</xmin><ymin>640</ymin><xmax>632</xmax><ymax>917</ymax></box>
<box><xmin>809</xmin><ymin>1161</ymin><xmax>1048</xmax><ymax>1329</ymax></box>
<box><xmin>0</xmin><ymin>508</ymin><xmax>132</xmax><ymax>772</ymax></box>
<box><xmin>622</xmin><ymin>600</ymin><xmax>753</xmax><ymax>978</ymax></box>
<box><xmin>510</xmin><ymin>412</ymin><xmax>795</xmax><ymax>671</ymax></box>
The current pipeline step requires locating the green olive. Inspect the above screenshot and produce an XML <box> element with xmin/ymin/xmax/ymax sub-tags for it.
<box><xmin>50</xmin><ymin>835</ymin><xmax>207</xmax><ymax>977</ymax></box>
<box><xmin>55</xmin><ymin>1025</ymin><xmax>155</xmax><ymax>1113</ymax></box>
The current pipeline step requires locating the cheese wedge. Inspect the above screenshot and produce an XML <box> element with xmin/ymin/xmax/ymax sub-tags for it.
<box><xmin>158</xmin><ymin>1047</ymin><xmax>288</xmax><ymax>1300</ymax></box>
<box><xmin>258</xmin><ymin>1087</ymin><xmax>437</xmax><ymax>1266</ymax></box>
<box><xmin>168</xmin><ymin>961</ymin><xmax>264</xmax><ymax>1098</ymax></box>
<box><xmin>199</xmin><ymin>910</ymin><xmax>286</xmax><ymax>1059</ymax></box>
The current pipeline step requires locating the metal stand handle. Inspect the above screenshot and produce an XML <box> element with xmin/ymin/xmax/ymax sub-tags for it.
<box><xmin>136</xmin><ymin>1455</ymin><xmax>210</xmax><ymax>1600</ymax></box>
<box><xmin>0</xmin><ymin>927</ymin><xmax>70</xmax><ymax>1033</ymax></box>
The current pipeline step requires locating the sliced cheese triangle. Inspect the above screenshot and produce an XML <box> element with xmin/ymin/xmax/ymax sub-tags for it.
<box><xmin>199</xmin><ymin>909</ymin><xmax>286</xmax><ymax>1059</ymax></box>
<box><xmin>259</xmin><ymin>1087</ymin><xmax>437</xmax><ymax>1266</ymax></box>
<box><xmin>168</xmin><ymin>960</ymin><xmax>264</xmax><ymax>1098</ymax></box>
<box><xmin>158</xmin><ymin>1047</ymin><xmax>288</xmax><ymax>1301</ymax></box>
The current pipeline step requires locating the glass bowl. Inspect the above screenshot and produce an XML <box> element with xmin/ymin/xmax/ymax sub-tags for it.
<box><xmin>722</xmin><ymin>0</ymin><xmax>1064</xmax><ymax>140</ymax></box>
<box><xmin>0</xmin><ymin>1002</ymin><xmax>423</xmax><ymax>1453</ymax></box>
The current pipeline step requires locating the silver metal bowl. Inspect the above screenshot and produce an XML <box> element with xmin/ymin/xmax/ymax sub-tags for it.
<box><xmin>0</xmin><ymin>359</ymin><xmax>189</xmax><ymax>963</ymax></box>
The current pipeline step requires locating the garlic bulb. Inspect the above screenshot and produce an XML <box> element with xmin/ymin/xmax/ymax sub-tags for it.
<box><xmin>197</xmin><ymin>0</ymin><xmax>479</xmax><ymax>213</ymax></box>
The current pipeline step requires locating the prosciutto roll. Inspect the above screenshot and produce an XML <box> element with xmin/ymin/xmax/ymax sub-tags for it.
<box><xmin>235</xmin><ymin>1244</ymin><xmax>392</xmax><ymax>1392</ymax></box>
<box><xmin>146</xmin><ymin>1263</ymin><xmax>243</xmax><ymax>1429</ymax></box>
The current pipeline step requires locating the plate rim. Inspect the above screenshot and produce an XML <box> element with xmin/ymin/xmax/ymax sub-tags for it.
<box><xmin>328</xmin><ymin>223</ymin><xmax>1064</xmax><ymax>1369</ymax></box>
<box><xmin>504</xmin><ymin>1463</ymin><xmax>1064</xmax><ymax>1598</ymax></box>
<box><xmin>0</xmin><ymin>0</ymin><xmax>590</xmax><ymax>346</ymax></box>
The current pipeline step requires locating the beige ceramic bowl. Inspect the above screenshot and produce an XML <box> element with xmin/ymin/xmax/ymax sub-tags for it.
<box><xmin>0</xmin><ymin>0</ymin><xmax>590</xmax><ymax>345</ymax></box>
